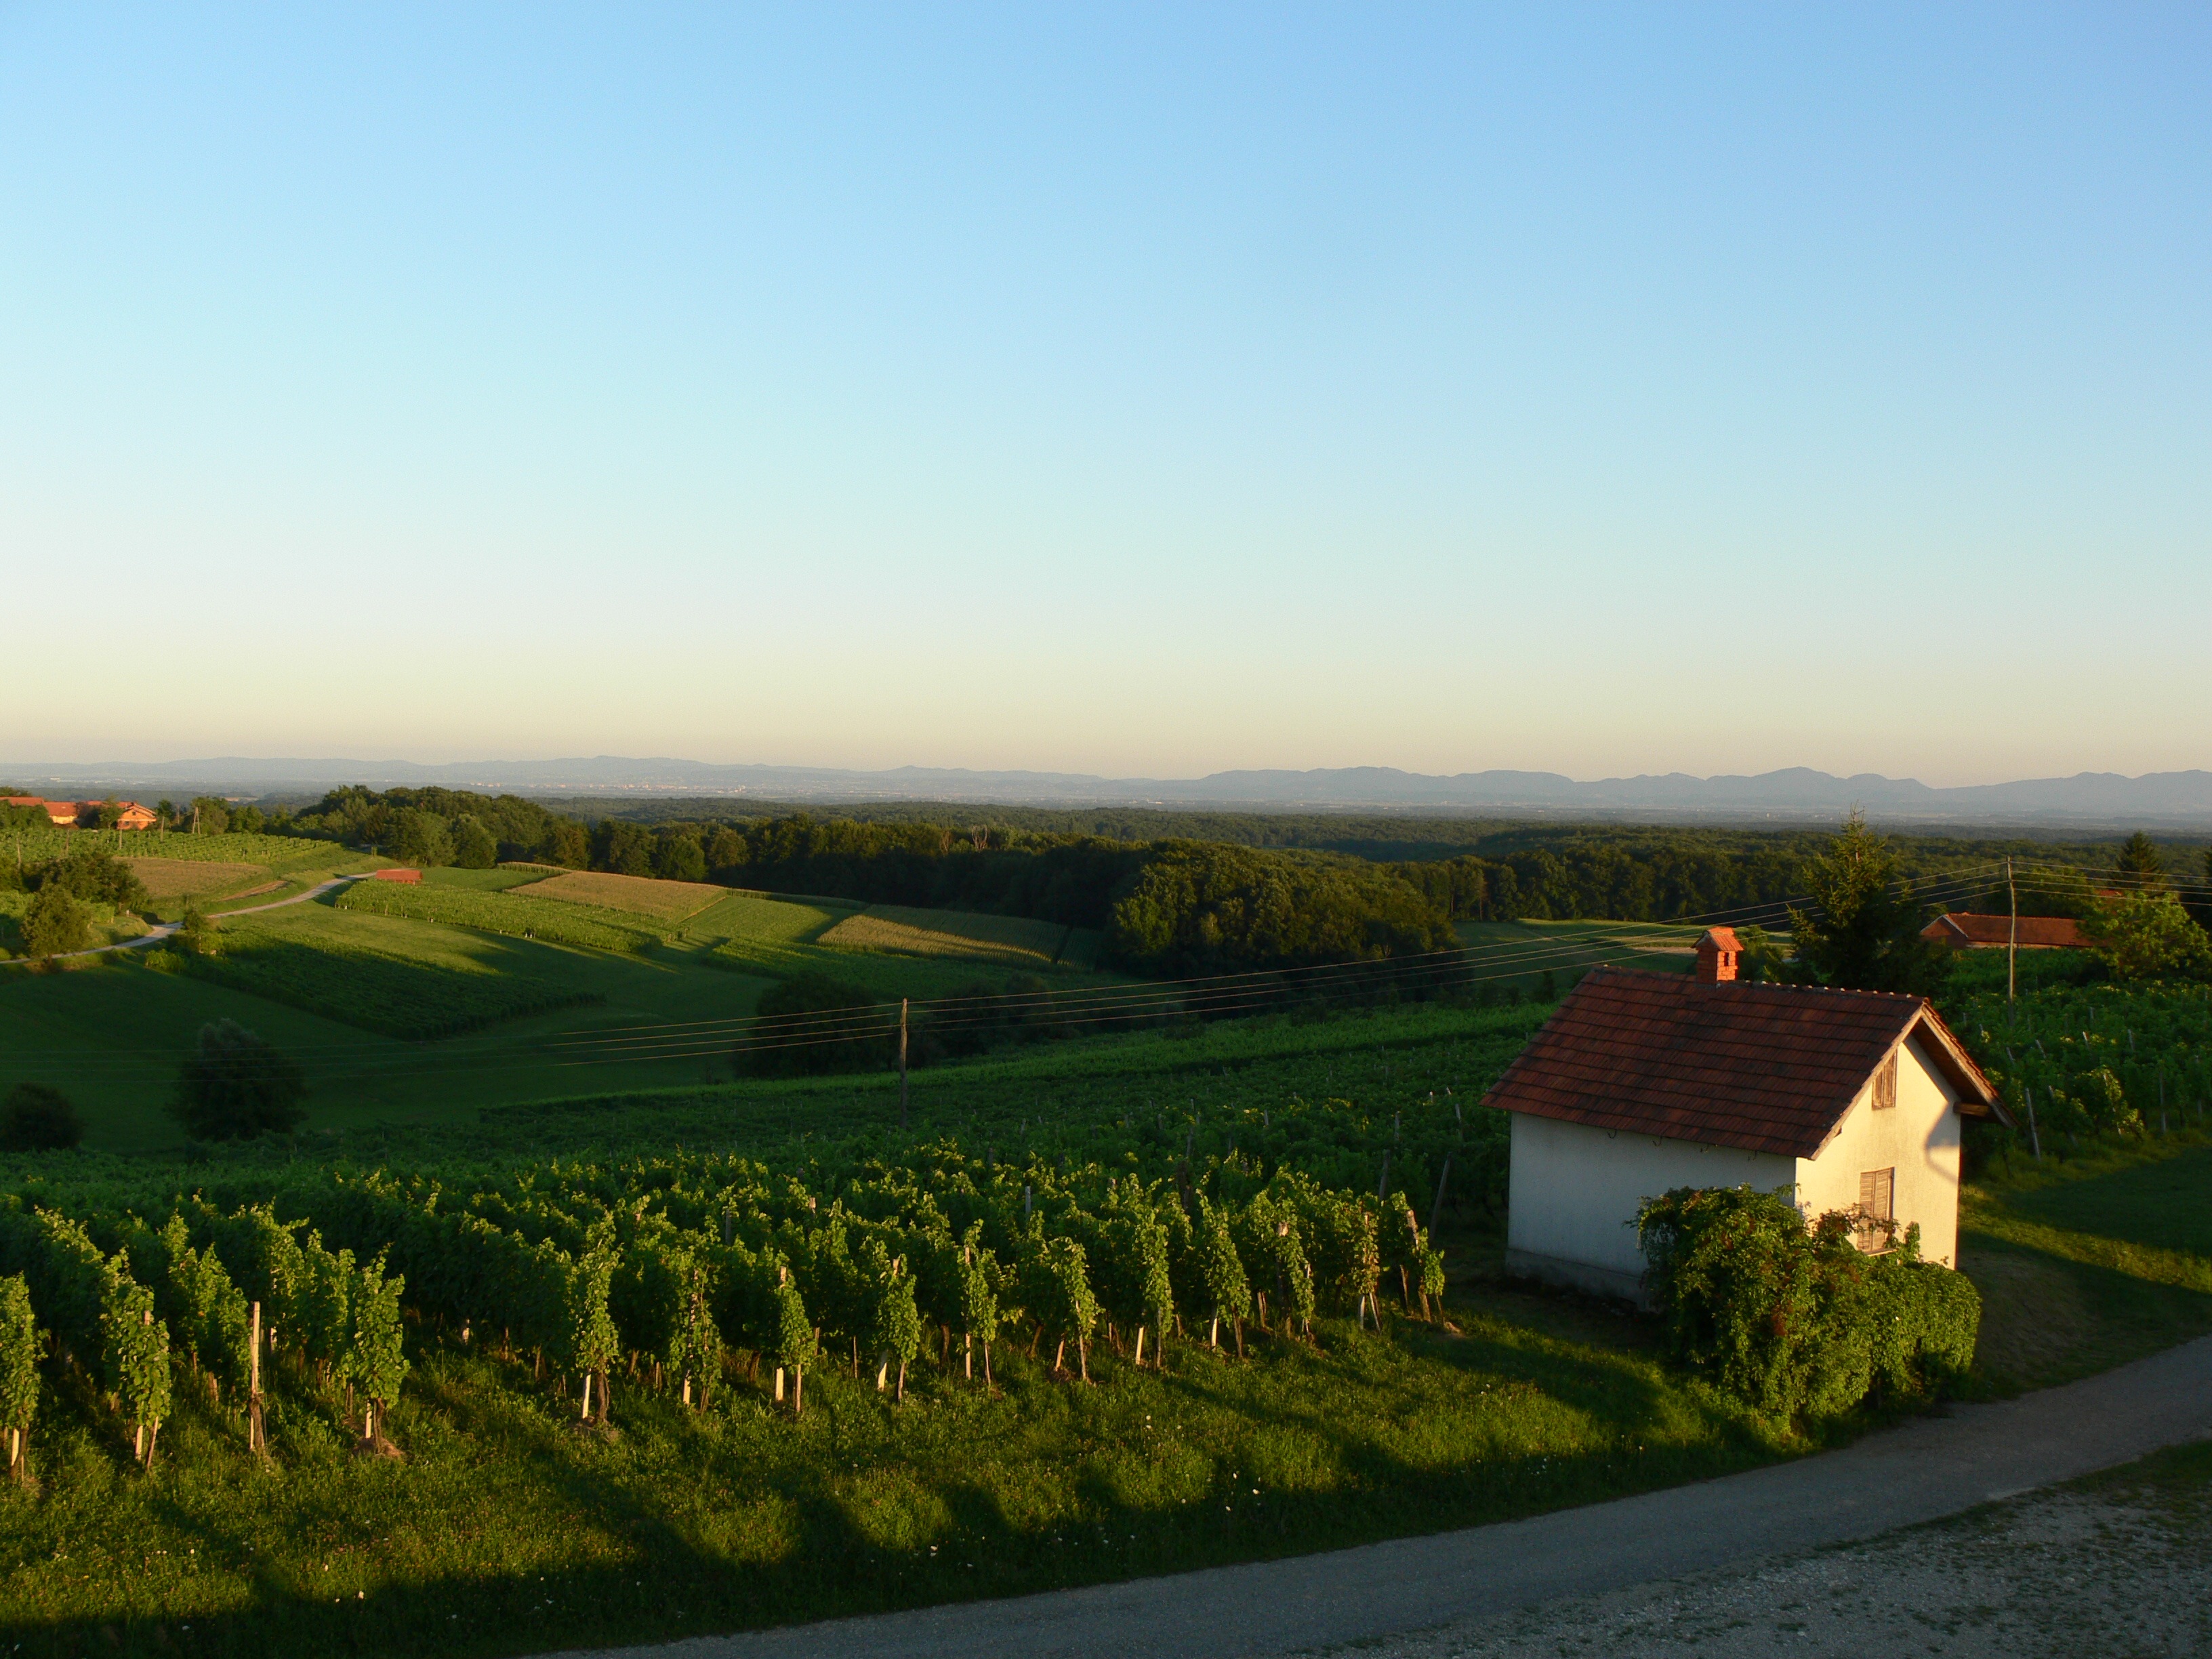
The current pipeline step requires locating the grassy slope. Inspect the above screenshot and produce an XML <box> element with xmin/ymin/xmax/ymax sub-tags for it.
<box><xmin>819</xmin><ymin>905</ymin><xmax>1102</xmax><ymax>969</ymax></box>
<box><xmin>0</xmin><ymin>941</ymin><xmax>777</xmax><ymax>1153</ymax></box>
<box><xmin>1452</xmin><ymin>920</ymin><xmax>1696</xmax><ymax>996</ymax></box>
<box><xmin>1</xmin><ymin>881</ymin><xmax>1125</xmax><ymax>1152</ymax></box>
<box><xmin>1959</xmin><ymin>1136</ymin><xmax>2212</xmax><ymax>1393</ymax></box>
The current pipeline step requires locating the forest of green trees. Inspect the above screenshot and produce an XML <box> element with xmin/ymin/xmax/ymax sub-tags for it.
<box><xmin>144</xmin><ymin>786</ymin><xmax>2205</xmax><ymax>981</ymax></box>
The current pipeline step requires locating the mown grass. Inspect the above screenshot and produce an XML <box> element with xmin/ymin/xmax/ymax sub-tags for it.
<box><xmin>819</xmin><ymin>904</ymin><xmax>1101</xmax><ymax>968</ymax></box>
<box><xmin>119</xmin><ymin>859</ymin><xmax>269</xmax><ymax>903</ymax></box>
<box><xmin>521</xmin><ymin>869</ymin><xmax>729</xmax><ymax>921</ymax></box>
<box><xmin>1959</xmin><ymin>1133</ymin><xmax>2212</xmax><ymax>1393</ymax></box>
<box><xmin>335</xmin><ymin>880</ymin><xmax>669</xmax><ymax>954</ymax></box>
<box><xmin>1451</xmin><ymin>919</ymin><xmax>1695</xmax><ymax>998</ymax></box>
<box><xmin>150</xmin><ymin>906</ymin><xmax>606</xmax><ymax>1042</ymax></box>
<box><xmin>707</xmin><ymin>893</ymin><xmax>1124</xmax><ymax>1002</ymax></box>
<box><xmin>0</xmin><ymin>939</ymin><xmax>776</xmax><ymax>1154</ymax></box>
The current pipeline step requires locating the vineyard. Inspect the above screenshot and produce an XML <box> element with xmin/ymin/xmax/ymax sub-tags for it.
<box><xmin>1</xmin><ymin>828</ymin><xmax>356</xmax><ymax>875</ymax></box>
<box><xmin>1951</xmin><ymin>980</ymin><xmax>2212</xmax><ymax>1154</ymax></box>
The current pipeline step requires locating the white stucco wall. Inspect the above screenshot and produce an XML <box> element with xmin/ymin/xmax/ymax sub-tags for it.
<box><xmin>1507</xmin><ymin>1113</ymin><xmax>1798</xmax><ymax>1296</ymax></box>
<box><xmin>1791</xmin><ymin>1034</ymin><xmax>1963</xmax><ymax>1266</ymax></box>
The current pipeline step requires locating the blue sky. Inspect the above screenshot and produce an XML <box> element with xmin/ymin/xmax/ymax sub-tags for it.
<box><xmin>3</xmin><ymin>4</ymin><xmax>2206</xmax><ymax>783</ymax></box>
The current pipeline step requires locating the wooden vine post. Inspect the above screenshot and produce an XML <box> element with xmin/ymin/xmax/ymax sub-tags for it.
<box><xmin>248</xmin><ymin>1301</ymin><xmax>266</xmax><ymax>1454</ymax></box>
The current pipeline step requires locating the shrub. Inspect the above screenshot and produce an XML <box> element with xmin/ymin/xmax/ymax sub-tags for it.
<box><xmin>171</xmin><ymin>904</ymin><xmax>220</xmax><ymax>958</ymax></box>
<box><xmin>0</xmin><ymin>1084</ymin><xmax>84</xmax><ymax>1151</ymax></box>
<box><xmin>22</xmin><ymin>887</ymin><xmax>94</xmax><ymax>958</ymax></box>
<box><xmin>169</xmin><ymin>1021</ymin><xmax>307</xmax><ymax>1141</ymax></box>
<box><xmin>1637</xmin><ymin>1185</ymin><xmax>1980</xmax><ymax>1422</ymax></box>
<box><xmin>29</xmin><ymin>848</ymin><xmax>149</xmax><ymax>912</ymax></box>
<box><xmin>735</xmin><ymin>974</ymin><xmax>893</xmax><ymax>1077</ymax></box>
<box><xmin>2081</xmin><ymin>892</ymin><xmax>2212</xmax><ymax>982</ymax></box>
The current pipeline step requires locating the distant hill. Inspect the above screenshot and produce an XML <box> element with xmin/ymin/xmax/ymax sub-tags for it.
<box><xmin>5</xmin><ymin>756</ymin><xmax>2210</xmax><ymax>827</ymax></box>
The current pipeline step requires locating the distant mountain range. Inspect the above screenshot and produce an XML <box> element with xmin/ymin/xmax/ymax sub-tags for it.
<box><xmin>4</xmin><ymin>756</ymin><xmax>2211</xmax><ymax>825</ymax></box>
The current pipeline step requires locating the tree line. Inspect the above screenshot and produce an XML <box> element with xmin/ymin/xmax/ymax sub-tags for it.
<box><xmin>176</xmin><ymin>786</ymin><xmax>2211</xmax><ymax>981</ymax></box>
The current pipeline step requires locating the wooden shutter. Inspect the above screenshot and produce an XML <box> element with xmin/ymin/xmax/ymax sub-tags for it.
<box><xmin>1873</xmin><ymin>1054</ymin><xmax>1898</xmax><ymax>1111</ymax></box>
<box><xmin>1856</xmin><ymin>1168</ymin><xmax>1896</xmax><ymax>1250</ymax></box>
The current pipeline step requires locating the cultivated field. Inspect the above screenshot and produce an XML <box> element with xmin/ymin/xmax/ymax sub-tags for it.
<box><xmin>820</xmin><ymin>903</ymin><xmax>1100</xmax><ymax>968</ymax></box>
<box><xmin>522</xmin><ymin>868</ymin><xmax>729</xmax><ymax>920</ymax></box>
<box><xmin>120</xmin><ymin>858</ymin><xmax>268</xmax><ymax>901</ymax></box>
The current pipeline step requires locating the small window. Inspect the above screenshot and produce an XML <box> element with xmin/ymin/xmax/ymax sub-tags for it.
<box><xmin>1872</xmin><ymin>1054</ymin><xmax>1898</xmax><ymax>1111</ymax></box>
<box><xmin>1856</xmin><ymin>1167</ymin><xmax>1896</xmax><ymax>1252</ymax></box>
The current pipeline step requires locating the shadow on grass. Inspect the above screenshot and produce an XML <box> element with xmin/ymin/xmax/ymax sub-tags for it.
<box><xmin>2004</xmin><ymin>1145</ymin><xmax>2212</xmax><ymax>1261</ymax></box>
<box><xmin>0</xmin><ymin>1311</ymin><xmax>1793</xmax><ymax>1659</ymax></box>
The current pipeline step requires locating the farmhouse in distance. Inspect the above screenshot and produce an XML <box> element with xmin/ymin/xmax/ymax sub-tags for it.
<box><xmin>3</xmin><ymin>796</ymin><xmax>159</xmax><ymax>830</ymax></box>
<box><xmin>1486</xmin><ymin>927</ymin><xmax>2005</xmax><ymax>1300</ymax></box>
<box><xmin>1920</xmin><ymin>911</ymin><xmax>2096</xmax><ymax>951</ymax></box>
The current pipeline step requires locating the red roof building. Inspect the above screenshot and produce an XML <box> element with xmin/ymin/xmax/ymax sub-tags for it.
<box><xmin>1921</xmin><ymin>912</ymin><xmax>2093</xmax><ymax>951</ymax></box>
<box><xmin>1483</xmin><ymin>928</ymin><xmax>2002</xmax><ymax>1299</ymax></box>
<box><xmin>5</xmin><ymin>796</ymin><xmax>159</xmax><ymax>830</ymax></box>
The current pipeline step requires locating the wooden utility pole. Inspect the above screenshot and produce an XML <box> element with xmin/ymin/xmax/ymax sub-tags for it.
<box><xmin>898</xmin><ymin>998</ymin><xmax>909</xmax><ymax>1132</ymax></box>
<box><xmin>2007</xmin><ymin>857</ymin><xmax>2018</xmax><ymax>1008</ymax></box>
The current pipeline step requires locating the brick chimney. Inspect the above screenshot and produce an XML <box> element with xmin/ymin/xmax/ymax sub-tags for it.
<box><xmin>1694</xmin><ymin>926</ymin><xmax>1740</xmax><ymax>984</ymax></box>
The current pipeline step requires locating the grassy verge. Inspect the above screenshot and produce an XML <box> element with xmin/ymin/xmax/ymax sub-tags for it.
<box><xmin>1959</xmin><ymin>1133</ymin><xmax>2212</xmax><ymax>1393</ymax></box>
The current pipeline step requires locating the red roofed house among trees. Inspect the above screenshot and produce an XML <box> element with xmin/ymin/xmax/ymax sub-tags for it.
<box><xmin>1483</xmin><ymin>927</ymin><xmax>2003</xmax><ymax>1300</ymax></box>
<box><xmin>1919</xmin><ymin>912</ymin><xmax>2093</xmax><ymax>951</ymax></box>
<box><xmin>4</xmin><ymin>797</ymin><xmax>158</xmax><ymax>830</ymax></box>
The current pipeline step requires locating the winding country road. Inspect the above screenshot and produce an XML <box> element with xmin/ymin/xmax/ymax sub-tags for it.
<box><xmin>558</xmin><ymin>1332</ymin><xmax>2212</xmax><ymax>1659</ymax></box>
<box><xmin>7</xmin><ymin>872</ymin><xmax>370</xmax><ymax>965</ymax></box>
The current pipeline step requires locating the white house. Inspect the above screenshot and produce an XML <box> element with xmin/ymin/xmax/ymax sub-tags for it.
<box><xmin>1484</xmin><ymin>928</ymin><xmax>2004</xmax><ymax>1301</ymax></box>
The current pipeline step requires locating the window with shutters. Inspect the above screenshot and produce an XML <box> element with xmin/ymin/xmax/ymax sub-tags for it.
<box><xmin>1855</xmin><ymin>1167</ymin><xmax>1896</xmax><ymax>1251</ymax></box>
<box><xmin>1872</xmin><ymin>1054</ymin><xmax>1898</xmax><ymax>1111</ymax></box>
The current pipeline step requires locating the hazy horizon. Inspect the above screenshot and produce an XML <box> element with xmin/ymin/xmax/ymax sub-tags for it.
<box><xmin>5</xmin><ymin>5</ymin><xmax>2207</xmax><ymax>783</ymax></box>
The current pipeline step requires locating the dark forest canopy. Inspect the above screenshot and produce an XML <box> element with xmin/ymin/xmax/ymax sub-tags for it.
<box><xmin>246</xmin><ymin>786</ymin><xmax>2186</xmax><ymax>975</ymax></box>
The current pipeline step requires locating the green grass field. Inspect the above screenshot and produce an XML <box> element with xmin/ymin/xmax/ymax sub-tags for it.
<box><xmin>152</xmin><ymin>905</ymin><xmax>607</xmax><ymax>1041</ymax></box>
<box><xmin>709</xmin><ymin>893</ymin><xmax>1125</xmax><ymax>1002</ymax></box>
<box><xmin>819</xmin><ymin>904</ymin><xmax>1102</xmax><ymax>968</ymax></box>
<box><xmin>1452</xmin><ymin>919</ymin><xmax>1697</xmax><ymax>997</ymax></box>
<box><xmin>0</xmin><ymin>877</ymin><xmax>1127</xmax><ymax>1151</ymax></box>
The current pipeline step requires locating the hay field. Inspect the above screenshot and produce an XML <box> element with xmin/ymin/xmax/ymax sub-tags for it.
<box><xmin>820</xmin><ymin>904</ymin><xmax>1094</xmax><ymax>967</ymax></box>
<box><xmin>524</xmin><ymin>869</ymin><xmax>729</xmax><ymax>920</ymax></box>
<box><xmin>123</xmin><ymin>857</ymin><xmax>268</xmax><ymax>900</ymax></box>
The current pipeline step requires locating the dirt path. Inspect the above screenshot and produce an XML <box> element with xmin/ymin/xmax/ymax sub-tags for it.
<box><xmin>5</xmin><ymin>873</ymin><xmax>368</xmax><ymax>965</ymax></box>
<box><xmin>553</xmin><ymin>1332</ymin><xmax>2212</xmax><ymax>1659</ymax></box>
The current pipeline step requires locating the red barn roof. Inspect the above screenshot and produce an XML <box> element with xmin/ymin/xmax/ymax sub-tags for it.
<box><xmin>1921</xmin><ymin>912</ymin><xmax>2093</xmax><ymax>950</ymax></box>
<box><xmin>1483</xmin><ymin>966</ymin><xmax>2001</xmax><ymax>1159</ymax></box>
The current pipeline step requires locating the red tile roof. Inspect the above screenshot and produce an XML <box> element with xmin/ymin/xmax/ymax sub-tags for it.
<box><xmin>1921</xmin><ymin>912</ymin><xmax>2092</xmax><ymax>950</ymax></box>
<box><xmin>1483</xmin><ymin>967</ymin><xmax>2001</xmax><ymax>1159</ymax></box>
